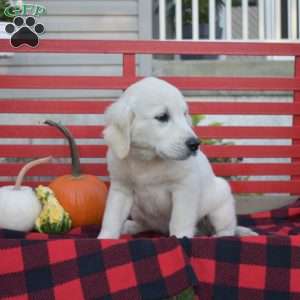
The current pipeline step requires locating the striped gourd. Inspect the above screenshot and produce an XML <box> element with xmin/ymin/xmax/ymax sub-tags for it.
<box><xmin>35</xmin><ymin>185</ymin><xmax>72</xmax><ymax>234</ymax></box>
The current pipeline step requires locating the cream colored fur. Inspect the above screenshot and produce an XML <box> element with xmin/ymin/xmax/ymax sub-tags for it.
<box><xmin>98</xmin><ymin>77</ymin><xmax>256</xmax><ymax>239</ymax></box>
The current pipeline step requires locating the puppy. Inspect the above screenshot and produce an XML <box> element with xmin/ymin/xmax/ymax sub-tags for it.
<box><xmin>98</xmin><ymin>77</ymin><xmax>256</xmax><ymax>239</ymax></box>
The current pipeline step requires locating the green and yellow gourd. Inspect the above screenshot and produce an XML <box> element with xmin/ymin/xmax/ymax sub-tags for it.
<box><xmin>35</xmin><ymin>185</ymin><xmax>72</xmax><ymax>234</ymax></box>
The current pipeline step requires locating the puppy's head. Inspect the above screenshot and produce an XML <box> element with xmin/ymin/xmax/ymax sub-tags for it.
<box><xmin>104</xmin><ymin>77</ymin><xmax>200</xmax><ymax>160</ymax></box>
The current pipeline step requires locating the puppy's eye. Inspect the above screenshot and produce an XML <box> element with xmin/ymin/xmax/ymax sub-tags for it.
<box><xmin>155</xmin><ymin>112</ymin><xmax>169</xmax><ymax>122</ymax></box>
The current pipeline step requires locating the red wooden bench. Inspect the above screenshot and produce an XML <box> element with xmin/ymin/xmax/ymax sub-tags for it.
<box><xmin>0</xmin><ymin>40</ymin><xmax>300</xmax><ymax>194</ymax></box>
<box><xmin>1</xmin><ymin>40</ymin><xmax>300</xmax><ymax>300</ymax></box>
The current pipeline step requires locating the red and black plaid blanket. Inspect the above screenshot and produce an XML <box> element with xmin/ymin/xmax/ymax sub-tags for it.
<box><xmin>1</xmin><ymin>200</ymin><xmax>300</xmax><ymax>300</ymax></box>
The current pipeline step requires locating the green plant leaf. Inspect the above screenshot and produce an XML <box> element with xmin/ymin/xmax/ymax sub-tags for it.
<box><xmin>0</xmin><ymin>0</ymin><xmax>14</xmax><ymax>22</ymax></box>
<box><xmin>191</xmin><ymin>114</ymin><xmax>206</xmax><ymax>126</ymax></box>
<box><xmin>166</xmin><ymin>287</ymin><xmax>195</xmax><ymax>300</ymax></box>
<box><xmin>209</xmin><ymin>121</ymin><xmax>223</xmax><ymax>127</ymax></box>
<box><xmin>175</xmin><ymin>288</ymin><xmax>195</xmax><ymax>300</ymax></box>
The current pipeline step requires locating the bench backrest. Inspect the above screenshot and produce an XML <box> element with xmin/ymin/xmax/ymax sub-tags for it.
<box><xmin>0</xmin><ymin>40</ymin><xmax>300</xmax><ymax>195</ymax></box>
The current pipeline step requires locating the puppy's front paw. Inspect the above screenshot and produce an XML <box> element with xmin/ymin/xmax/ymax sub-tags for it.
<box><xmin>170</xmin><ymin>229</ymin><xmax>195</xmax><ymax>238</ymax></box>
<box><xmin>97</xmin><ymin>231</ymin><xmax>120</xmax><ymax>239</ymax></box>
<box><xmin>214</xmin><ymin>229</ymin><xmax>235</xmax><ymax>237</ymax></box>
<box><xmin>235</xmin><ymin>226</ymin><xmax>258</xmax><ymax>236</ymax></box>
<box><xmin>122</xmin><ymin>220</ymin><xmax>146</xmax><ymax>235</ymax></box>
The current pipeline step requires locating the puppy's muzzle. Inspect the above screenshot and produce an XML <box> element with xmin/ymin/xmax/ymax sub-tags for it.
<box><xmin>185</xmin><ymin>137</ymin><xmax>201</xmax><ymax>153</ymax></box>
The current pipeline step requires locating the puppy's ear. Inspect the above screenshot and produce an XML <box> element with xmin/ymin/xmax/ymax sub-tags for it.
<box><xmin>103</xmin><ymin>99</ymin><xmax>134</xmax><ymax>159</ymax></box>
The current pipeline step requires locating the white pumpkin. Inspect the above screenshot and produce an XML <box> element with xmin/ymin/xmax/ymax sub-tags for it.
<box><xmin>0</xmin><ymin>156</ymin><xmax>52</xmax><ymax>232</ymax></box>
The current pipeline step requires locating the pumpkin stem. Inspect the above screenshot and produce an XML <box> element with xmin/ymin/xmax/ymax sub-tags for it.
<box><xmin>14</xmin><ymin>156</ymin><xmax>52</xmax><ymax>190</ymax></box>
<box><xmin>45</xmin><ymin>120</ymin><xmax>81</xmax><ymax>177</ymax></box>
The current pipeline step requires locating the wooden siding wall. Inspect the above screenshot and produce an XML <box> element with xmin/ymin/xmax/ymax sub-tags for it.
<box><xmin>0</xmin><ymin>0</ymin><xmax>143</xmax><ymax>99</ymax></box>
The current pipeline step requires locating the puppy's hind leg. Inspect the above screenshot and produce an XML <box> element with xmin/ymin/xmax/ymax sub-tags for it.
<box><xmin>209</xmin><ymin>206</ymin><xmax>237</xmax><ymax>237</ymax></box>
<box><xmin>208</xmin><ymin>178</ymin><xmax>258</xmax><ymax>237</ymax></box>
<box><xmin>209</xmin><ymin>204</ymin><xmax>258</xmax><ymax>237</ymax></box>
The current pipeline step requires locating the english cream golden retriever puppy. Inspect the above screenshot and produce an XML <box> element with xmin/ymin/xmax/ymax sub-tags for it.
<box><xmin>98</xmin><ymin>77</ymin><xmax>256</xmax><ymax>239</ymax></box>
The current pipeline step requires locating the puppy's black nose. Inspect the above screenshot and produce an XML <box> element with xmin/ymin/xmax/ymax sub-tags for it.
<box><xmin>185</xmin><ymin>137</ymin><xmax>200</xmax><ymax>153</ymax></box>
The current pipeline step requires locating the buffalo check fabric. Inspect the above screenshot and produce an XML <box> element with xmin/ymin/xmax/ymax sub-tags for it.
<box><xmin>0</xmin><ymin>200</ymin><xmax>300</xmax><ymax>300</ymax></box>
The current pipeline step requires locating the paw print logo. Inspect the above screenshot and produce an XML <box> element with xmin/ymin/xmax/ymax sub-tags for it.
<box><xmin>5</xmin><ymin>16</ymin><xmax>45</xmax><ymax>48</ymax></box>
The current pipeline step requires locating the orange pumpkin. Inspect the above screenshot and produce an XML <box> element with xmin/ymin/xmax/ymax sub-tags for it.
<box><xmin>45</xmin><ymin>120</ymin><xmax>107</xmax><ymax>227</ymax></box>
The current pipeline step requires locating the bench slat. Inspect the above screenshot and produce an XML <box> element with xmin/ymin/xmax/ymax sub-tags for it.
<box><xmin>1</xmin><ymin>100</ymin><xmax>300</xmax><ymax>115</ymax></box>
<box><xmin>196</xmin><ymin>126</ymin><xmax>300</xmax><ymax>139</ymax></box>
<box><xmin>212</xmin><ymin>163</ymin><xmax>300</xmax><ymax>176</ymax></box>
<box><xmin>202</xmin><ymin>145</ymin><xmax>300</xmax><ymax>158</ymax></box>
<box><xmin>1</xmin><ymin>163</ymin><xmax>299</xmax><ymax>176</ymax></box>
<box><xmin>1</xmin><ymin>39</ymin><xmax>300</xmax><ymax>56</ymax></box>
<box><xmin>1</xmin><ymin>75</ymin><xmax>299</xmax><ymax>91</ymax></box>
<box><xmin>0</xmin><ymin>180</ymin><xmax>299</xmax><ymax>193</ymax></box>
<box><xmin>0</xmin><ymin>163</ymin><xmax>108</xmax><ymax>176</ymax></box>
<box><xmin>0</xmin><ymin>125</ymin><xmax>299</xmax><ymax>139</ymax></box>
<box><xmin>167</xmin><ymin>77</ymin><xmax>300</xmax><ymax>91</ymax></box>
<box><xmin>189</xmin><ymin>102</ymin><xmax>300</xmax><ymax>115</ymax></box>
<box><xmin>0</xmin><ymin>126</ymin><xmax>103</xmax><ymax>139</ymax></box>
<box><xmin>0</xmin><ymin>145</ymin><xmax>107</xmax><ymax>158</ymax></box>
<box><xmin>230</xmin><ymin>181</ymin><xmax>300</xmax><ymax>193</ymax></box>
<box><xmin>0</xmin><ymin>75</ymin><xmax>133</xmax><ymax>90</ymax></box>
<box><xmin>0</xmin><ymin>100</ymin><xmax>111</xmax><ymax>114</ymax></box>
<box><xmin>1</xmin><ymin>145</ymin><xmax>300</xmax><ymax>158</ymax></box>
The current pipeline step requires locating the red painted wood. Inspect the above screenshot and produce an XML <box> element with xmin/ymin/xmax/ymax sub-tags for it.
<box><xmin>0</xmin><ymin>145</ymin><xmax>108</xmax><ymax>158</ymax></box>
<box><xmin>0</xmin><ymin>181</ymin><xmax>111</xmax><ymax>189</ymax></box>
<box><xmin>0</xmin><ymin>125</ymin><xmax>104</xmax><ymax>138</ymax></box>
<box><xmin>1</xmin><ymin>125</ymin><xmax>299</xmax><ymax>139</ymax></box>
<box><xmin>1</xmin><ymin>39</ymin><xmax>299</xmax><ymax>195</ymax></box>
<box><xmin>0</xmin><ymin>100</ymin><xmax>112</xmax><ymax>114</ymax></box>
<box><xmin>0</xmin><ymin>182</ymin><xmax>51</xmax><ymax>188</ymax></box>
<box><xmin>0</xmin><ymin>163</ymin><xmax>108</xmax><ymax>177</ymax></box>
<box><xmin>0</xmin><ymin>180</ymin><xmax>299</xmax><ymax>193</ymax></box>
<box><xmin>292</xmin><ymin>56</ymin><xmax>300</xmax><ymax>181</ymax></box>
<box><xmin>195</xmin><ymin>126</ymin><xmax>300</xmax><ymax>139</ymax></box>
<box><xmin>0</xmin><ymin>181</ymin><xmax>110</xmax><ymax>188</ymax></box>
<box><xmin>1</xmin><ymin>75</ymin><xmax>299</xmax><ymax>91</ymax></box>
<box><xmin>123</xmin><ymin>54</ymin><xmax>136</xmax><ymax>78</ymax></box>
<box><xmin>202</xmin><ymin>145</ymin><xmax>300</xmax><ymax>158</ymax></box>
<box><xmin>188</xmin><ymin>102</ymin><xmax>300</xmax><ymax>115</ymax></box>
<box><xmin>1</xmin><ymin>145</ymin><xmax>299</xmax><ymax>159</ymax></box>
<box><xmin>1</xmin><ymin>145</ymin><xmax>300</xmax><ymax>159</ymax></box>
<box><xmin>0</xmin><ymin>181</ymin><xmax>50</xmax><ymax>188</ymax></box>
<box><xmin>165</xmin><ymin>77</ymin><xmax>300</xmax><ymax>91</ymax></box>
<box><xmin>1</xmin><ymin>162</ymin><xmax>299</xmax><ymax>177</ymax></box>
<box><xmin>0</xmin><ymin>75</ymin><xmax>136</xmax><ymax>90</ymax></box>
<box><xmin>2</xmin><ymin>100</ymin><xmax>300</xmax><ymax>115</ymax></box>
<box><xmin>230</xmin><ymin>181</ymin><xmax>300</xmax><ymax>193</ymax></box>
<box><xmin>1</xmin><ymin>39</ymin><xmax>300</xmax><ymax>56</ymax></box>
<box><xmin>212</xmin><ymin>163</ymin><xmax>300</xmax><ymax>176</ymax></box>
